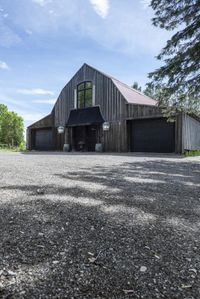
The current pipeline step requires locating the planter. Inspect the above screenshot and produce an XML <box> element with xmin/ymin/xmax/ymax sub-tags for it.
<box><xmin>95</xmin><ymin>143</ymin><xmax>103</xmax><ymax>152</ymax></box>
<box><xmin>63</xmin><ymin>144</ymin><xmax>70</xmax><ymax>152</ymax></box>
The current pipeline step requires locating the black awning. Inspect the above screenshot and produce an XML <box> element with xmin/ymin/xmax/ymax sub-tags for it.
<box><xmin>66</xmin><ymin>106</ymin><xmax>105</xmax><ymax>127</ymax></box>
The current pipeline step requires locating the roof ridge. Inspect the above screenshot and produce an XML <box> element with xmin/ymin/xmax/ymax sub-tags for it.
<box><xmin>84</xmin><ymin>62</ymin><xmax>113</xmax><ymax>79</ymax></box>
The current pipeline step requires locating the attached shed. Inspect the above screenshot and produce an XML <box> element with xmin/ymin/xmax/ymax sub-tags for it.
<box><xmin>27</xmin><ymin>63</ymin><xmax>200</xmax><ymax>153</ymax></box>
<box><xmin>27</xmin><ymin>113</ymin><xmax>57</xmax><ymax>151</ymax></box>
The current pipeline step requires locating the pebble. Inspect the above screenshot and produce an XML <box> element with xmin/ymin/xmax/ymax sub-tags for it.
<box><xmin>7</xmin><ymin>270</ymin><xmax>17</xmax><ymax>276</ymax></box>
<box><xmin>140</xmin><ymin>266</ymin><xmax>147</xmax><ymax>273</ymax></box>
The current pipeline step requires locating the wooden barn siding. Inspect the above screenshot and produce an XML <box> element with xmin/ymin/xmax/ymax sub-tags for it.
<box><xmin>182</xmin><ymin>114</ymin><xmax>200</xmax><ymax>151</ymax></box>
<box><xmin>126</xmin><ymin>104</ymin><xmax>162</xmax><ymax>119</ymax></box>
<box><xmin>26</xmin><ymin>129</ymin><xmax>29</xmax><ymax>150</ymax></box>
<box><xmin>54</xmin><ymin>64</ymin><xmax>128</xmax><ymax>152</ymax></box>
<box><xmin>174</xmin><ymin>114</ymin><xmax>183</xmax><ymax>154</ymax></box>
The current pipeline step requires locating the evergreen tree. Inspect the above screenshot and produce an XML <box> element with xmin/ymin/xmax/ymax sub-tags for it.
<box><xmin>149</xmin><ymin>0</ymin><xmax>200</xmax><ymax>115</ymax></box>
<box><xmin>132</xmin><ymin>81</ymin><xmax>142</xmax><ymax>92</ymax></box>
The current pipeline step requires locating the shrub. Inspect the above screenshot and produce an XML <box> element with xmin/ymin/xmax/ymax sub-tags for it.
<box><xmin>184</xmin><ymin>150</ymin><xmax>200</xmax><ymax>157</ymax></box>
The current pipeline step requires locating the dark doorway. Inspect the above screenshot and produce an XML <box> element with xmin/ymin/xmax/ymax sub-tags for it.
<box><xmin>130</xmin><ymin>118</ymin><xmax>175</xmax><ymax>153</ymax></box>
<box><xmin>73</xmin><ymin>126</ymin><xmax>86</xmax><ymax>151</ymax></box>
<box><xmin>73</xmin><ymin>125</ymin><xmax>98</xmax><ymax>151</ymax></box>
<box><xmin>86</xmin><ymin>125</ymin><xmax>97</xmax><ymax>151</ymax></box>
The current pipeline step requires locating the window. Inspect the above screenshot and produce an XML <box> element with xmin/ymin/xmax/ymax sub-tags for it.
<box><xmin>77</xmin><ymin>81</ymin><xmax>93</xmax><ymax>108</ymax></box>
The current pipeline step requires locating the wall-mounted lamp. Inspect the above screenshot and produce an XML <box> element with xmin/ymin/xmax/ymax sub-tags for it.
<box><xmin>102</xmin><ymin>122</ymin><xmax>110</xmax><ymax>131</ymax></box>
<box><xmin>57</xmin><ymin>126</ymin><xmax>65</xmax><ymax>134</ymax></box>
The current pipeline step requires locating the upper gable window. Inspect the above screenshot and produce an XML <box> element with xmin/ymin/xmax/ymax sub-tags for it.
<box><xmin>77</xmin><ymin>81</ymin><xmax>93</xmax><ymax>109</ymax></box>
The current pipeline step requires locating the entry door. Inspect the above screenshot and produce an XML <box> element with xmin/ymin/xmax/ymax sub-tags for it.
<box><xmin>73</xmin><ymin>126</ymin><xmax>86</xmax><ymax>151</ymax></box>
<box><xmin>130</xmin><ymin>118</ymin><xmax>175</xmax><ymax>153</ymax></box>
<box><xmin>86</xmin><ymin>125</ymin><xmax>97</xmax><ymax>151</ymax></box>
<box><xmin>73</xmin><ymin>125</ymin><xmax>98</xmax><ymax>151</ymax></box>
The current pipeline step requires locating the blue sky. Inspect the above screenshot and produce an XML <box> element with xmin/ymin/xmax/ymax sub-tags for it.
<box><xmin>0</xmin><ymin>0</ymin><xmax>171</xmax><ymax>129</ymax></box>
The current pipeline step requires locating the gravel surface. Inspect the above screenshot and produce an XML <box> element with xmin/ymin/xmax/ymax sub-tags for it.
<box><xmin>0</xmin><ymin>152</ymin><xmax>200</xmax><ymax>299</ymax></box>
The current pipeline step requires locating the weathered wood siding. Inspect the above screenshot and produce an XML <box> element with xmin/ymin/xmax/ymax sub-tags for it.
<box><xmin>54</xmin><ymin>64</ymin><xmax>128</xmax><ymax>151</ymax></box>
<box><xmin>182</xmin><ymin>114</ymin><xmax>200</xmax><ymax>150</ymax></box>
<box><xmin>126</xmin><ymin>104</ymin><xmax>162</xmax><ymax>119</ymax></box>
<box><xmin>54</xmin><ymin>64</ymin><xmax>126</xmax><ymax>124</ymax></box>
<box><xmin>175</xmin><ymin>114</ymin><xmax>183</xmax><ymax>154</ymax></box>
<box><xmin>54</xmin><ymin>64</ymin><xmax>163</xmax><ymax>152</ymax></box>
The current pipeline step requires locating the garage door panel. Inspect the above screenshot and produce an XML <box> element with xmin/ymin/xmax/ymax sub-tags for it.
<box><xmin>35</xmin><ymin>129</ymin><xmax>53</xmax><ymax>151</ymax></box>
<box><xmin>130</xmin><ymin>118</ymin><xmax>175</xmax><ymax>153</ymax></box>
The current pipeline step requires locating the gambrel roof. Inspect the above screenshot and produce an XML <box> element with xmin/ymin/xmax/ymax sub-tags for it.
<box><xmin>111</xmin><ymin>78</ymin><xmax>157</xmax><ymax>106</ymax></box>
<box><xmin>85</xmin><ymin>63</ymin><xmax>157</xmax><ymax>106</ymax></box>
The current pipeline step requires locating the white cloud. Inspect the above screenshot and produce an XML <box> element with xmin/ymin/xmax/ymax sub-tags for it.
<box><xmin>0</xmin><ymin>0</ymin><xmax>170</xmax><ymax>55</ymax></box>
<box><xmin>20</xmin><ymin>112</ymin><xmax>46</xmax><ymax>122</ymax></box>
<box><xmin>32</xmin><ymin>99</ymin><xmax>56</xmax><ymax>104</ymax></box>
<box><xmin>0</xmin><ymin>22</ymin><xmax>21</xmax><ymax>47</ymax></box>
<box><xmin>25</xmin><ymin>29</ymin><xmax>33</xmax><ymax>35</ymax></box>
<box><xmin>18</xmin><ymin>88</ymin><xmax>54</xmax><ymax>95</ymax></box>
<box><xmin>90</xmin><ymin>0</ymin><xmax>110</xmax><ymax>18</ymax></box>
<box><xmin>0</xmin><ymin>94</ymin><xmax>46</xmax><ymax>126</ymax></box>
<box><xmin>0</xmin><ymin>61</ymin><xmax>10</xmax><ymax>70</ymax></box>
<box><xmin>32</xmin><ymin>0</ymin><xmax>51</xmax><ymax>7</ymax></box>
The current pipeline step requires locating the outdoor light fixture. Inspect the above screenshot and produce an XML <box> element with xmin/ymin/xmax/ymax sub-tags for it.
<box><xmin>57</xmin><ymin>126</ymin><xmax>65</xmax><ymax>134</ymax></box>
<box><xmin>102</xmin><ymin>122</ymin><xmax>110</xmax><ymax>131</ymax></box>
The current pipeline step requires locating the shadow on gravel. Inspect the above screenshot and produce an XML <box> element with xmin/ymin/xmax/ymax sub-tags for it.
<box><xmin>0</xmin><ymin>159</ymin><xmax>200</xmax><ymax>298</ymax></box>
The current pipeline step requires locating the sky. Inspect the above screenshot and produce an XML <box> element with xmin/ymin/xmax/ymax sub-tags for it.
<box><xmin>0</xmin><ymin>0</ymin><xmax>171</xmax><ymax>129</ymax></box>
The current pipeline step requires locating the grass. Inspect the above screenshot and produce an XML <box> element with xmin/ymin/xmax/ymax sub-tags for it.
<box><xmin>0</xmin><ymin>142</ymin><xmax>26</xmax><ymax>152</ymax></box>
<box><xmin>184</xmin><ymin>149</ymin><xmax>200</xmax><ymax>157</ymax></box>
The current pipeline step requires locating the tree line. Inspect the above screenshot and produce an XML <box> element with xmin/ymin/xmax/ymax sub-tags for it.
<box><xmin>0</xmin><ymin>104</ymin><xmax>24</xmax><ymax>148</ymax></box>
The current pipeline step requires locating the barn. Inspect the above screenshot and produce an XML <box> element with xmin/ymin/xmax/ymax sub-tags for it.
<box><xmin>27</xmin><ymin>63</ymin><xmax>200</xmax><ymax>153</ymax></box>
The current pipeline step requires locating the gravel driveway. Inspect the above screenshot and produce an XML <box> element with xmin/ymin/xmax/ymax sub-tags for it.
<box><xmin>0</xmin><ymin>152</ymin><xmax>200</xmax><ymax>299</ymax></box>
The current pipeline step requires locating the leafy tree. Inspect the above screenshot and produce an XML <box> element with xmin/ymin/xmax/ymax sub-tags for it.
<box><xmin>0</xmin><ymin>104</ymin><xmax>24</xmax><ymax>147</ymax></box>
<box><xmin>132</xmin><ymin>81</ymin><xmax>142</xmax><ymax>92</ymax></box>
<box><xmin>0</xmin><ymin>104</ymin><xmax>8</xmax><ymax>143</ymax></box>
<box><xmin>149</xmin><ymin>0</ymin><xmax>200</xmax><ymax>115</ymax></box>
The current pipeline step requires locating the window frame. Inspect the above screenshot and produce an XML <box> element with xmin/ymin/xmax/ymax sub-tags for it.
<box><xmin>77</xmin><ymin>81</ymin><xmax>93</xmax><ymax>109</ymax></box>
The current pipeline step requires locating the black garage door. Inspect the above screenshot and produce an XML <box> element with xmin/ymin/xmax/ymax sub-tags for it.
<box><xmin>130</xmin><ymin>118</ymin><xmax>175</xmax><ymax>153</ymax></box>
<box><xmin>35</xmin><ymin>129</ymin><xmax>54</xmax><ymax>151</ymax></box>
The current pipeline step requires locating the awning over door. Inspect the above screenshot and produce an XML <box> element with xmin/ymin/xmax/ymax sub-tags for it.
<box><xmin>66</xmin><ymin>106</ymin><xmax>105</xmax><ymax>127</ymax></box>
